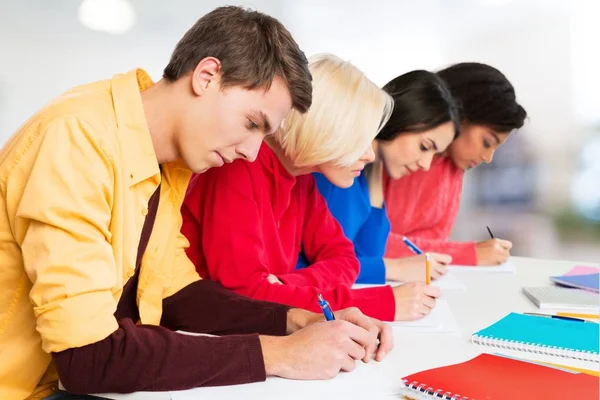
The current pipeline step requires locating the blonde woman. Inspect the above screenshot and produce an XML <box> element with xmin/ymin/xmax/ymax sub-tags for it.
<box><xmin>182</xmin><ymin>54</ymin><xmax>436</xmax><ymax>321</ymax></box>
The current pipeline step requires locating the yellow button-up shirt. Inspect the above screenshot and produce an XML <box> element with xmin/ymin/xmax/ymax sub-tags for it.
<box><xmin>0</xmin><ymin>69</ymin><xmax>199</xmax><ymax>399</ymax></box>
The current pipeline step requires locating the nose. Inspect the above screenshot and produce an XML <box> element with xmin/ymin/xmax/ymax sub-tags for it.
<box><xmin>482</xmin><ymin>149</ymin><xmax>495</xmax><ymax>164</ymax></box>
<box><xmin>417</xmin><ymin>152</ymin><xmax>435</xmax><ymax>171</ymax></box>
<box><xmin>237</xmin><ymin>132</ymin><xmax>264</xmax><ymax>162</ymax></box>
<box><xmin>360</xmin><ymin>144</ymin><xmax>376</xmax><ymax>163</ymax></box>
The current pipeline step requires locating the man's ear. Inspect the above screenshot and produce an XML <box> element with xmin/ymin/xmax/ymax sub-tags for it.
<box><xmin>191</xmin><ymin>57</ymin><xmax>222</xmax><ymax>96</ymax></box>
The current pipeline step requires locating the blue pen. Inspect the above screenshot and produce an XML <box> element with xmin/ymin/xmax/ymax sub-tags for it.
<box><xmin>317</xmin><ymin>293</ymin><xmax>336</xmax><ymax>321</ymax></box>
<box><xmin>402</xmin><ymin>236</ymin><xmax>423</xmax><ymax>255</ymax></box>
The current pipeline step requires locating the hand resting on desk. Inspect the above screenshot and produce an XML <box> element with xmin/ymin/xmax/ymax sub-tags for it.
<box><xmin>392</xmin><ymin>283</ymin><xmax>441</xmax><ymax>321</ymax></box>
<box><xmin>260</xmin><ymin>307</ymin><xmax>393</xmax><ymax>380</ymax></box>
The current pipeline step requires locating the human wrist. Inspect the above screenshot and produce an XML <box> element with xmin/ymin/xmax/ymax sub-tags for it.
<box><xmin>259</xmin><ymin>335</ymin><xmax>284</xmax><ymax>377</ymax></box>
<box><xmin>384</xmin><ymin>258</ymin><xmax>398</xmax><ymax>280</ymax></box>
<box><xmin>286</xmin><ymin>308</ymin><xmax>321</xmax><ymax>334</ymax></box>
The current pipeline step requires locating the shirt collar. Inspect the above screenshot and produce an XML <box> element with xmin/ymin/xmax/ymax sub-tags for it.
<box><xmin>110</xmin><ymin>68</ymin><xmax>161</xmax><ymax>187</ymax></box>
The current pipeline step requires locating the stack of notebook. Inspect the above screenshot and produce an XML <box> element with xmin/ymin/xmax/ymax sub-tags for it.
<box><xmin>550</xmin><ymin>267</ymin><xmax>599</xmax><ymax>292</ymax></box>
<box><xmin>523</xmin><ymin>265</ymin><xmax>600</xmax><ymax>313</ymax></box>
<box><xmin>522</xmin><ymin>286</ymin><xmax>599</xmax><ymax>313</ymax></box>
<box><xmin>400</xmin><ymin>353</ymin><xmax>599</xmax><ymax>399</ymax></box>
<box><xmin>471</xmin><ymin>312</ymin><xmax>599</xmax><ymax>363</ymax></box>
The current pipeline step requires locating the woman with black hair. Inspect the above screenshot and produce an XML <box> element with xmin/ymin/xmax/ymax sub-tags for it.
<box><xmin>385</xmin><ymin>62</ymin><xmax>527</xmax><ymax>267</ymax></box>
<box><xmin>297</xmin><ymin>70</ymin><xmax>461</xmax><ymax>289</ymax></box>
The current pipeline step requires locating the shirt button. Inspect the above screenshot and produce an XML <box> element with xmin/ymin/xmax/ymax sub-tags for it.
<box><xmin>142</xmin><ymin>207</ymin><xmax>148</xmax><ymax>216</ymax></box>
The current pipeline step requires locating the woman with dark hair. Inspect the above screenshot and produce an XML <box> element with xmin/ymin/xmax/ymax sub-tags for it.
<box><xmin>385</xmin><ymin>62</ymin><xmax>527</xmax><ymax>267</ymax></box>
<box><xmin>296</xmin><ymin>70</ymin><xmax>461</xmax><ymax>285</ymax></box>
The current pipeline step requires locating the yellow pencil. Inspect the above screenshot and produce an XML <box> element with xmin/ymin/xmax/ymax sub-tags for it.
<box><xmin>537</xmin><ymin>361</ymin><xmax>600</xmax><ymax>377</ymax></box>
<box><xmin>556</xmin><ymin>312</ymin><xmax>599</xmax><ymax>320</ymax></box>
<box><xmin>425</xmin><ymin>253</ymin><xmax>431</xmax><ymax>285</ymax></box>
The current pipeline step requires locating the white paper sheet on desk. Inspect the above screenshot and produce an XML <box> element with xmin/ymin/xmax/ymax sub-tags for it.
<box><xmin>431</xmin><ymin>273</ymin><xmax>467</xmax><ymax>290</ymax></box>
<box><xmin>353</xmin><ymin>272</ymin><xmax>466</xmax><ymax>291</ymax></box>
<box><xmin>389</xmin><ymin>300</ymin><xmax>460</xmax><ymax>334</ymax></box>
<box><xmin>448</xmin><ymin>259</ymin><xmax>516</xmax><ymax>274</ymax></box>
<box><xmin>170</xmin><ymin>359</ymin><xmax>406</xmax><ymax>400</ymax></box>
<box><xmin>93</xmin><ymin>331</ymin><xmax>407</xmax><ymax>400</ymax></box>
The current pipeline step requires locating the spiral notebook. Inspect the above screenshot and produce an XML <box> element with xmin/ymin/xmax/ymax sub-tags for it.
<box><xmin>400</xmin><ymin>353</ymin><xmax>599</xmax><ymax>400</ymax></box>
<box><xmin>471</xmin><ymin>313</ymin><xmax>599</xmax><ymax>363</ymax></box>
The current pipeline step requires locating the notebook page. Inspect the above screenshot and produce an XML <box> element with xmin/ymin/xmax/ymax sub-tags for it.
<box><xmin>352</xmin><ymin>272</ymin><xmax>466</xmax><ymax>291</ymax></box>
<box><xmin>170</xmin><ymin>355</ymin><xmax>406</xmax><ymax>400</ymax></box>
<box><xmin>448</xmin><ymin>259</ymin><xmax>516</xmax><ymax>273</ymax></box>
<box><xmin>389</xmin><ymin>300</ymin><xmax>458</xmax><ymax>334</ymax></box>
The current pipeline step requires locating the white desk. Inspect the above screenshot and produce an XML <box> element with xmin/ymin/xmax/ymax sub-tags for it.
<box><xmin>99</xmin><ymin>257</ymin><xmax>599</xmax><ymax>400</ymax></box>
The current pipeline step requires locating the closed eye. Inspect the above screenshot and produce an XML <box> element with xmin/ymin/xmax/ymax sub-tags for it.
<box><xmin>247</xmin><ymin>119</ymin><xmax>259</xmax><ymax>130</ymax></box>
<box><xmin>421</xmin><ymin>139</ymin><xmax>437</xmax><ymax>153</ymax></box>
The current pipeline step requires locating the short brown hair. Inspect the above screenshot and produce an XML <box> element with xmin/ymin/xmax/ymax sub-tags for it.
<box><xmin>163</xmin><ymin>6</ymin><xmax>312</xmax><ymax>113</ymax></box>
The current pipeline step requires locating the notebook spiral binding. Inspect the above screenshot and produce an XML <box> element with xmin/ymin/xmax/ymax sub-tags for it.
<box><xmin>472</xmin><ymin>334</ymin><xmax>600</xmax><ymax>363</ymax></box>
<box><xmin>400</xmin><ymin>379</ymin><xmax>472</xmax><ymax>400</ymax></box>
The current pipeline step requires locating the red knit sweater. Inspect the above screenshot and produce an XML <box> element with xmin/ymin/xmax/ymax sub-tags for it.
<box><xmin>384</xmin><ymin>155</ymin><xmax>478</xmax><ymax>265</ymax></box>
<box><xmin>182</xmin><ymin>143</ymin><xmax>395</xmax><ymax>321</ymax></box>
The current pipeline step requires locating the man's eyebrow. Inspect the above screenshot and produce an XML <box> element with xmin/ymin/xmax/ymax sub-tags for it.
<box><xmin>253</xmin><ymin>110</ymin><xmax>272</xmax><ymax>134</ymax></box>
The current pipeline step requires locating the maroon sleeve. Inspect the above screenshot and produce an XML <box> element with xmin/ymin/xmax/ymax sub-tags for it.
<box><xmin>160</xmin><ymin>279</ymin><xmax>290</xmax><ymax>336</ymax></box>
<box><xmin>52</xmin><ymin>280</ymin><xmax>290</xmax><ymax>394</ymax></box>
<box><xmin>53</xmin><ymin>319</ymin><xmax>266</xmax><ymax>394</ymax></box>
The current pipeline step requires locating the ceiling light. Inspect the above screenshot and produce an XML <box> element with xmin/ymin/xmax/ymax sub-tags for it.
<box><xmin>78</xmin><ymin>0</ymin><xmax>136</xmax><ymax>35</ymax></box>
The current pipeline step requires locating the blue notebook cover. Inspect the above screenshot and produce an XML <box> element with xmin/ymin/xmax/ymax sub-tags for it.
<box><xmin>473</xmin><ymin>312</ymin><xmax>599</xmax><ymax>355</ymax></box>
<box><xmin>551</xmin><ymin>273</ymin><xmax>600</xmax><ymax>292</ymax></box>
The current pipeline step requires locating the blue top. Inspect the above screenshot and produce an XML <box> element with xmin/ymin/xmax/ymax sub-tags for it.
<box><xmin>296</xmin><ymin>172</ymin><xmax>390</xmax><ymax>284</ymax></box>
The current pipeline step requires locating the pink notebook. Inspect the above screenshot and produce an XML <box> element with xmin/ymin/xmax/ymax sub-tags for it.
<box><xmin>566</xmin><ymin>266</ymin><xmax>600</xmax><ymax>276</ymax></box>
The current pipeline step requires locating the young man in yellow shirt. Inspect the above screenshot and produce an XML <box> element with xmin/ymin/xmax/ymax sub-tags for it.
<box><xmin>0</xmin><ymin>6</ymin><xmax>393</xmax><ymax>400</ymax></box>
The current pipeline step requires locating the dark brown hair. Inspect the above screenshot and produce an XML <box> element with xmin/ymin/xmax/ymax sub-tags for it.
<box><xmin>163</xmin><ymin>6</ymin><xmax>312</xmax><ymax>113</ymax></box>
<box><xmin>377</xmin><ymin>70</ymin><xmax>460</xmax><ymax>141</ymax></box>
<box><xmin>437</xmin><ymin>62</ymin><xmax>527</xmax><ymax>132</ymax></box>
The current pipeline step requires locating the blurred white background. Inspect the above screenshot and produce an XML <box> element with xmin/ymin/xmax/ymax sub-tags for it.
<box><xmin>1</xmin><ymin>0</ymin><xmax>598</xmax><ymax>262</ymax></box>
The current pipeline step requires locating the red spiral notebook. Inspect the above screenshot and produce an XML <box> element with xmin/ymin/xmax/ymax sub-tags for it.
<box><xmin>400</xmin><ymin>353</ymin><xmax>599</xmax><ymax>399</ymax></box>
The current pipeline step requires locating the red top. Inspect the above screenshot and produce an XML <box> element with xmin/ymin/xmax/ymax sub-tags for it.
<box><xmin>182</xmin><ymin>142</ymin><xmax>395</xmax><ymax>321</ymax></box>
<box><xmin>384</xmin><ymin>155</ymin><xmax>478</xmax><ymax>265</ymax></box>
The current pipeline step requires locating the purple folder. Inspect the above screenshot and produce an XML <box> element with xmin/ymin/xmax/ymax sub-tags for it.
<box><xmin>550</xmin><ymin>273</ymin><xmax>600</xmax><ymax>293</ymax></box>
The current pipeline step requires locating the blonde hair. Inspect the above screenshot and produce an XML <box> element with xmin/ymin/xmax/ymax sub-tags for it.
<box><xmin>275</xmin><ymin>53</ymin><xmax>393</xmax><ymax>167</ymax></box>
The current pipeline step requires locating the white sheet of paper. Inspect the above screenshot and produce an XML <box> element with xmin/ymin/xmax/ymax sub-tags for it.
<box><xmin>389</xmin><ymin>300</ymin><xmax>460</xmax><ymax>334</ymax></box>
<box><xmin>430</xmin><ymin>272</ymin><xmax>467</xmax><ymax>291</ymax></box>
<box><xmin>353</xmin><ymin>272</ymin><xmax>466</xmax><ymax>291</ymax></box>
<box><xmin>448</xmin><ymin>259</ymin><xmax>516</xmax><ymax>274</ymax></box>
<box><xmin>170</xmin><ymin>358</ymin><xmax>406</xmax><ymax>400</ymax></box>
